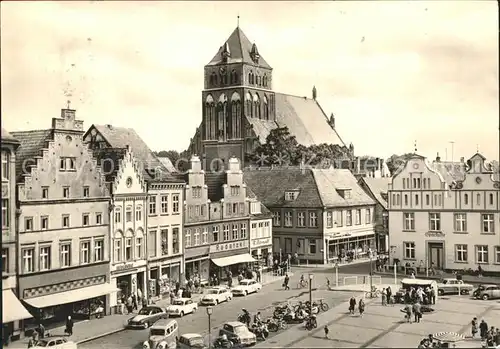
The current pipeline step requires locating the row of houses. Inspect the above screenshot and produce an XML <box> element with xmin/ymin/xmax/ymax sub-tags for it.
<box><xmin>1</xmin><ymin>107</ymin><xmax>272</xmax><ymax>340</ymax></box>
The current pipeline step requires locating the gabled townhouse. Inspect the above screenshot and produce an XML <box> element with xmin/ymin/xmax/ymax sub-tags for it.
<box><xmin>388</xmin><ymin>152</ymin><xmax>500</xmax><ymax>273</ymax></box>
<box><xmin>358</xmin><ymin>176</ymin><xmax>391</xmax><ymax>253</ymax></box>
<box><xmin>11</xmin><ymin>107</ymin><xmax>116</xmax><ymax>331</ymax></box>
<box><xmin>247</xmin><ymin>188</ymin><xmax>273</xmax><ymax>264</ymax></box>
<box><xmin>2</xmin><ymin>128</ymin><xmax>32</xmax><ymax>343</ymax></box>
<box><xmin>175</xmin><ymin>156</ymin><xmax>257</xmax><ymax>284</ymax></box>
<box><xmin>244</xmin><ymin>167</ymin><xmax>376</xmax><ymax>264</ymax></box>
<box><xmin>83</xmin><ymin>124</ymin><xmax>185</xmax><ymax>301</ymax></box>
<box><xmin>93</xmin><ymin>146</ymin><xmax>148</xmax><ymax>311</ymax></box>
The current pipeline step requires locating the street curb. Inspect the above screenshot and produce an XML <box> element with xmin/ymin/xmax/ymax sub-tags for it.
<box><xmin>76</xmin><ymin>327</ymin><xmax>126</xmax><ymax>345</ymax></box>
<box><xmin>329</xmin><ymin>289</ymin><xmax>366</xmax><ymax>293</ymax></box>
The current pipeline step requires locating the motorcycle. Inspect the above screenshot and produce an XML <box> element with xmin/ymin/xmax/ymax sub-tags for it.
<box><xmin>304</xmin><ymin>316</ymin><xmax>318</xmax><ymax>331</ymax></box>
<box><xmin>273</xmin><ymin>305</ymin><xmax>290</xmax><ymax>318</ymax></box>
<box><xmin>266</xmin><ymin>317</ymin><xmax>287</xmax><ymax>332</ymax></box>
<box><xmin>250</xmin><ymin>322</ymin><xmax>269</xmax><ymax>340</ymax></box>
<box><xmin>213</xmin><ymin>337</ymin><xmax>234</xmax><ymax>349</ymax></box>
<box><xmin>237</xmin><ymin>312</ymin><xmax>251</xmax><ymax>326</ymax></box>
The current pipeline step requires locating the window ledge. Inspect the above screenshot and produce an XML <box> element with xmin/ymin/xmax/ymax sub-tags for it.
<box><xmin>476</xmin><ymin>262</ymin><xmax>490</xmax><ymax>265</ymax></box>
<box><xmin>454</xmin><ymin>261</ymin><xmax>468</xmax><ymax>264</ymax></box>
<box><xmin>480</xmin><ymin>232</ymin><xmax>495</xmax><ymax>235</ymax></box>
<box><xmin>453</xmin><ymin>231</ymin><xmax>468</xmax><ymax>234</ymax></box>
<box><xmin>402</xmin><ymin>230</ymin><xmax>416</xmax><ymax>233</ymax></box>
<box><xmin>172</xmin><ymin>213</ymin><xmax>180</xmax><ymax>216</ymax></box>
<box><xmin>148</xmin><ymin>214</ymin><xmax>158</xmax><ymax>217</ymax></box>
<box><xmin>160</xmin><ymin>213</ymin><xmax>169</xmax><ymax>216</ymax></box>
<box><xmin>403</xmin><ymin>258</ymin><xmax>417</xmax><ymax>261</ymax></box>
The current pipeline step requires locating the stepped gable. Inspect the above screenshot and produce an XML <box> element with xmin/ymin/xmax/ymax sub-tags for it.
<box><xmin>274</xmin><ymin>93</ymin><xmax>345</xmax><ymax>147</ymax></box>
<box><xmin>243</xmin><ymin>168</ymin><xmax>322</xmax><ymax>208</ymax></box>
<box><xmin>311</xmin><ymin>168</ymin><xmax>375</xmax><ymax>207</ymax></box>
<box><xmin>204</xmin><ymin>172</ymin><xmax>227</xmax><ymax>202</ymax></box>
<box><xmin>10</xmin><ymin>129</ymin><xmax>52</xmax><ymax>180</ymax></box>
<box><xmin>206</xmin><ymin>27</ymin><xmax>272</xmax><ymax>69</ymax></box>
<box><xmin>88</xmin><ymin>124</ymin><xmax>178</xmax><ymax>182</ymax></box>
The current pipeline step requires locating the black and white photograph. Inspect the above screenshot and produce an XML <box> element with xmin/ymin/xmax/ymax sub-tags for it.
<box><xmin>1</xmin><ymin>1</ymin><xmax>499</xmax><ymax>348</ymax></box>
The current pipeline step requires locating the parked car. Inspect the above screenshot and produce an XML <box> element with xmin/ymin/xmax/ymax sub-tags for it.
<box><xmin>475</xmin><ymin>285</ymin><xmax>500</xmax><ymax>300</ymax></box>
<box><xmin>176</xmin><ymin>333</ymin><xmax>207</xmax><ymax>349</ymax></box>
<box><xmin>166</xmin><ymin>298</ymin><xmax>198</xmax><ymax>317</ymax></box>
<box><xmin>219</xmin><ymin>321</ymin><xmax>257</xmax><ymax>347</ymax></box>
<box><xmin>128</xmin><ymin>306</ymin><xmax>167</xmax><ymax>329</ymax></box>
<box><xmin>473</xmin><ymin>284</ymin><xmax>495</xmax><ymax>298</ymax></box>
<box><xmin>437</xmin><ymin>278</ymin><xmax>474</xmax><ymax>295</ymax></box>
<box><xmin>232</xmin><ymin>279</ymin><xmax>262</xmax><ymax>296</ymax></box>
<box><xmin>148</xmin><ymin>319</ymin><xmax>179</xmax><ymax>349</ymax></box>
<box><xmin>201</xmin><ymin>286</ymin><xmax>233</xmax><ymax>306</ymax></box>
<box><xmin>32</xmin><ymin>337</ymin><xmax>77</xmax><ymax>349</ymax></box>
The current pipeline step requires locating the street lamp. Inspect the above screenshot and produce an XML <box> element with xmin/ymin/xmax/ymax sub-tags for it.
<box><xmin>309</xmin><ymin>274</ymin><xmax>313</xmax><ymax>315</ymax></box>
<box><xmin>369</xmin><ymin>253</ymin><xmax>373</xmax><ymax>294</ymax></box>
<box><xmin>206</xmin><ymin>306</ymin><xmax>213</xmax><ymax>349</ymax></box>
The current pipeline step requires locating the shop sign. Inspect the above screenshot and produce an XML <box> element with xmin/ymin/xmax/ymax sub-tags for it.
<box><xmin>425</xmin><ymin>231</ymin><xmax>445</xmax><ymax>238</ymax></box>
<box><xmin>210</xmin><ymin>240</ymin><xmax>249</xmax><ymax>253</ymax></box>
<box><xmin>251</xmin><ymin>238</ymin><xmax>271</xmax><ymax>248</ymax></box>
<box><xmin>116</xmin><ymin>263</ymin><xmax>134</xmax><ymax>271</ymax></box>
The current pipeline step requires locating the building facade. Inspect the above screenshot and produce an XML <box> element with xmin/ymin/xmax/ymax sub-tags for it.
<box><xmin>180</xmin><ymin>156</ymin><xmax>256</xmax><ymax>284</ymax></box>
<box><xmin>247</xmin><ymin>194</ymin><xmax>273</xmax><ymax>264</ymax></box>
<box><xmin>358</xmin><ymin>177</ymin><xmax>391</xmax><ymax>253</ymax></box>
<box><xmin>2</xmin><ymin>128</ymin><xmax>32</xmax><ymax>343</ymax></box>
<box><xmin>94</xmin><ymin>146</ymin><xmax>149</xmax><ymax>310</ymax></box>
<box><xmin>83</xmin><ymin>124</ymin><xmax>186</xmax><ymax>300</ymax></box>
<box><xmin>188</xmin><ymin>26</ymin><xmax>345</xmax><ymax>169</ymax></box>
<box><xmin>12</xmin><ymin>108</ymin><xmax>117</xmax><ymax>330</ymax></box>
<box><xmin>244</xmin><ymin>168</ymin><xmax>376</xmax><ymax>264</ymax></box>
<box><xmin>388</xmin><ymin>153</ymin><xmax>500</xmax><ymax>273</ymax></box>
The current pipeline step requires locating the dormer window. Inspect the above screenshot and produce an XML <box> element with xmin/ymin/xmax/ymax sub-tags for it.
<box><xmin>285</xmin><ymin>190</ymin><xmax>299</xmax><ymax>201</ymax></box>
<box><xmin>337</xmin><ymin>189</ymin><xmax>351</xmax><ymax>199</ymax></box>
<box><xmin>155</xmin><ymin>168</ymin><xmax>162</xmax><ymax>180</ymax></box>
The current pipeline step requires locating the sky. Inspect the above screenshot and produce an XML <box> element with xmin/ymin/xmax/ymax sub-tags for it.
<box><xmin>1</xmin><ymin>1</ymin><xmax>499</xmax><ymax>161</ymax></box>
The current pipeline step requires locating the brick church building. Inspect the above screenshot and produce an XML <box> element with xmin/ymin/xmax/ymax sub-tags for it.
<box><xmin>188</xmin><ymin>26</ymin><xmax>349</xmax><ymax>170</ymax></box>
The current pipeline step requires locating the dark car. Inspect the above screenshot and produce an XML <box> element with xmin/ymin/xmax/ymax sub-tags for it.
<box><xmin>127</xmin><ymin>306</ymin><xmax>167</xmax><ymax>329</ymax></box>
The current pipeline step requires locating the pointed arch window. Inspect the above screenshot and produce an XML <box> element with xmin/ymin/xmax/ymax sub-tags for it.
<box><xmin>263</xmin><ymin>95</ymin><xmax>269</xmax><ymax>120</ymax></box>
<box><xmin>217</xmin><ymin>94</ymin><xmax>227</xmax><ymax>141</ymax></box>
<box><xmin>211</xmin><ymin>72</ymin><xmax>218</xmax><ymax>87</ymax></box>
<box><xmin>221</xmin><ymin>72</ymin><xmax>228</xmax><ymax>85</ymax></box>
<box><xmin>114</xmin><ymin>230</ymin><xmax>124</xmax><ymax>263</ymax></box>
<box><xmin>230</xmin><ymin>92</ymin><xmax>241</xmax><ymax>139</ymax></box>
<box><xmin>253</xmin><ymin>93</ymin><xmax>261</xmax><ymax>119</ymax></box>
<box><xmin>263</xmin><ymin>74</ymin><xmax>268</xmax><ymax>87</ymax></box>
<box><xmin>205</xmin><ymin>95</ymin><xmax>215</xmax><ymax>140</ymax></box>
<box><xmin>249</xmin><ymin>71</ymin><xmax>254</xmax><ymax>85</ymax></box>
<box><xmin>256</xmin><ymin>75</ymin><xmax>261</xmax><ymax>86</ymax></box>
<box><xmin>245</xmin><ymin>92</ymin><xmax>253</xmax><ymax>117</ymax></box>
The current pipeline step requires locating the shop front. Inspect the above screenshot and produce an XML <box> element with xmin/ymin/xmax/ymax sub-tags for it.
<box><xmin>250</xmin><ymin>236</ymin><xmax>272</xmax><ymax>267</ymax></box>
<box><xmin>2</xmin><ymin>288</ymin><xmax>32</xmax><ymax>342</ymax></box>
<box><xmin>184</xmin><ymin>245</ymin><xmax>210</xmax><ymax>286</ymax></box>
<box><xmin>110</xmin><ymin>260</ymin><xmax>147</xmax><ymax>311</ymax></box>
<box><xmin>325</xmin><ymin>230</ymin><xmax>376</xmax><ymax>262</ymax></box>
<box><xmin>147</xmin><ymin>256</ymin><xmax>183</xmax><ymax>300</ymax></box>
<box><xmin>19</xmin><ymin>263</ymin><xmax>118</xmax><ymax>331</ymax></box>
<box><xmin>209</xmin><ymin>240</ymin><xmax>256</xmax><ymax>281</ymax></box>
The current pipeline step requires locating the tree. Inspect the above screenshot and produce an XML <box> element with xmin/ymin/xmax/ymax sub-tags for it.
<box><xmin>385</xmin><ymin>153</ymin><xmax>414</xmax><ymax>175</ymax></box>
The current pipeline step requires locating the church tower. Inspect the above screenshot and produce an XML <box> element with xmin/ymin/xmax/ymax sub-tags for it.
<box><xmin>201</xmin><ymin>26</ymin><xmax>275</xmax><ymax>170</ymax></box>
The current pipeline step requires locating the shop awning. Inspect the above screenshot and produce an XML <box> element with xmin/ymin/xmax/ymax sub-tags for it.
<box><xmin>24</xmin><ymin>283</ymin><xmax>120</xmax><ymax>309</ymax></box>
<box><xmin>211</xmin><ymin>253</ymin><xmax>256</xmax><ymax>267</ymax></box>
<box><xmin>3</xmin><ymin>289</ymin><xmax>33</xmax><ymax>323</ymax></box>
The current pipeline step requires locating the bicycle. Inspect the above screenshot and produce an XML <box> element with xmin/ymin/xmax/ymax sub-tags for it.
<box><xmin>365</xmin><ymin>286</ymin><xmax>381</xmax><ymax>298</ymax></box>
<box><xmin>297</xmin><ymin>279</ymin><xmax>309</xmax><ymax>289</ymax></box>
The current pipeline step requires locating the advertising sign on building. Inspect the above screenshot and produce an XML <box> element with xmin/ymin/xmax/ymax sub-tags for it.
<box><xmin>210</xmin><ymin>240</ymin><xmax>249</xmax><ymax>254</ymax></box>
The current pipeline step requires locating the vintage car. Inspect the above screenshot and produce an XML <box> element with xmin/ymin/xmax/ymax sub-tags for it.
<box><xmin>201</xmin><ymin>286</ymin><xmax>233</xmax><ymax>306</ymax></box>
<box><xmin>148</xmin><ymin>319</ymin><xmax>179</xmax><ymax>349</ymax></box>
<box><xmin>32</xmin><ymin>337</ymin><xmax>77</xmax><ymax>349</ymax></box>
<box><xmin>219</xmin><ymin>321</ymin><xmax>257</xmax><ymax>347</ymax></box>
<box><xmin>475</xmin><ymin>285</ymin><xmax>500</xmax><ymax>300</ymax></box>
<box><xmin>231</xmin><ymin>279</ymin><xmax>262</xmax><ymax>296</ymax></box>
<box><xmin>176</xmin><ymin>333</ymin><xmax>207</xmax><ymax>349</ymax></box>
<box><xmin>166</xmin><ymin>298</ymin><xmax>198</xmax><ymax>317</ymax></box>
<box><xmin>437</xmin><ymin>278</ymin><xmax>474</xmax><ymax>295</ymax></box>
<box><xmin>128</xmin><ymin>306</ymin><xmax>167</xmax><ymax>329</ymax></box>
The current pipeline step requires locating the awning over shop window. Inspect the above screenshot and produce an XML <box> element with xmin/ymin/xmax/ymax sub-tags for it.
<box><xmin>2</xmin><ymin>289</ymin><xmax>33</xmax><ymax>323</ymax></box>
<box><xmin>211</xmin><ymin>253</ymin><xmax>256</xmax><ymax>267</ymax></box>
<box><xmin>24</xmin><ymin>283</ymin><xmax>120</xmax><ymax>309</ymax></box>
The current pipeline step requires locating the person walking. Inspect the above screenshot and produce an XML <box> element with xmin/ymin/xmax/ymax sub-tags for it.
<box><xmin>413</xmin><ymin>301</ymin><xmax>422</xmax><ymax>323</ymax></box>
<box><xmin>358</xmin><ymin>299</ymin><xmax>365</xmax><ymax>318</ymax></box>
<box><xmin>430</xmin><ymin>287</ymin><xmax>436</xmax><ymax>305</ymax></box>
<box><xmin>132</xmin><ymin>293</ymin><xmax>138</xmax><ymax>311</ymax></box>
<box><xmin>381</xmin><ymin>288</ymin><xmax>387</xmax><ymax>306</ymax></box>
<box><xmin>65</xmin><ymin>316</ymin><xmax>74</xmax><ymax>336</ymax></box>
<box><xmin>283</xmin><ymin>274</ymin><xmax>290</xmax><ymax>290</ymax></box>
<box><xmin>471</xmin><ymin>317</ymin><xmax>478</xmax><ymax>339</ymax></box>
<box><xmin>127</xmin><ymin>295</ymin><xmax>133</xmax><ymax>314</ymax></box>
<box><xmin>349</xmin><ymin>296</ymin><xmax>357</xmax><ymax>315</ymax></box>
<box><xmin>386</xmin><ymin>286</ymin><xmax>392</xmax><ymax>306</ymax></box>
<box><xmin>480</xmin><ymin>319</ymin><xmax>488</xmax><ymax>340</ymax></box>
<box><xmin>324</xmin><ymin>325</ymin><xmax>329</xmax><ymax>339</ymax></box>
<box><xmin>404</xmin><ymin>303</ymin><xmax>412</xmax><ymax>323</ymax></box>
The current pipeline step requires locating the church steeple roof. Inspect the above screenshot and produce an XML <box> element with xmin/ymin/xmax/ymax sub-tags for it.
<box><xmin>206</xmin><ymin>27</ymin><xmax>272</xmax><ymax>69</ymax></box>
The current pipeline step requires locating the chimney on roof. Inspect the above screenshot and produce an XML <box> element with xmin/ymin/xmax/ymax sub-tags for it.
<box><xmin>106</xmin><ymin>124</ymin><xmax>113</xmax><ymax>130</ymax></box>
<box><xmin>312</xmin><ymin>86</ymin><xmax>317</xmax><ymax>100</ymax></box>
<box><xmin>329</xmin><ymin>113</ymin><xmax>335</xmax><ymax>129</ymax></box>
<box><xmin>436</xmin><ymin>152</ymin><xmax>441</xmax><ymax>162</ymax></box>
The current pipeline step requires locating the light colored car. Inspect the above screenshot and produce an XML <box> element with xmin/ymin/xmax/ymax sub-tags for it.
<box><xmin>32</xmin><ymin>337</ymin><xmax>76</xmax><ymax>349</ymax></box>
<box><xmin>476</xmin><ymin>285</ymin><xmax>500</xmax><ymax>300</ymax></box>
<box><xmin>201</xmin><ymin>286</ymin><xmax>233</xmax><ymax>305</ymax></box>
<box><xmin>231</xmin><ymin>279</ymin><xmax>262</xmax><ymax>296</ymax></box>
<box><xmin>219</xmin><ymin>321</ymin><xmax>257</xmax><ymax>347</ymax></box>
<box><xmin>166</xmin><ymin>298</ymin><xmax>198</xmax><ymax>317</ymax></box>
<box><xmin>176</xmin><ymin>333</ymin><xmax>207</xmax><ymax>349</ymax></box>
<box><xmin>437</xmin><ymin>278</ymin><xmax>474</xmax><ymax>295</ymax></box>
<box><xmin>128</xmin><ymin>306</ymin><xmax>167</xmax><ymax>329</ymax></box>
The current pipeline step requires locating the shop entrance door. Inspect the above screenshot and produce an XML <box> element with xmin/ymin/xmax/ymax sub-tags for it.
<box><xmin>428</xmin><ymin>242</ymin><xmax>444</xmax><ymax>270</ymax></box>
